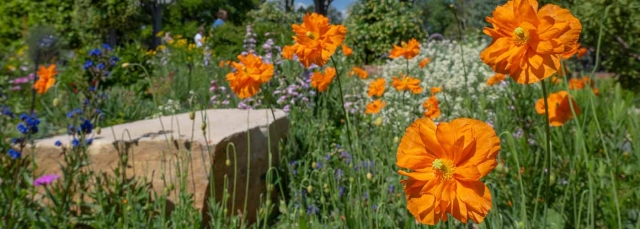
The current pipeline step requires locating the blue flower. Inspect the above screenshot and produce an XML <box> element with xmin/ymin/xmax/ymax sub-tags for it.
<box><xmin>110</xmin><ymin>56</ymin><xmax>119</xmax><ymax>65</ymax></box>
<box><xmin>97</xmin><ymin>63</ymin><xmax>105</xmax><ymax>70</ymax></box>
<box><xmin>1</xmin><ymin>106</ymin><xmax>14</xmax><ymax>117</ymax></box>
<box><xmin>72</xmin><ymin>139</ymin><xmax>80</xmax><ymax>147</ymax></box>
<box><xmin>17</xmin><ymin>123</ymin><xmax>28</xmax><ymax>134</ymax></box>
<box><xmin>89</xmin><ymin>86</ymin><xmax>95</xmax><ymax>92</ymax></box>
<box><xmin>102</xmin><ymin>44</ymin><xmax>112</xmax><ymax>51</ymax></box>
<box><xmin>388</xmin><ymin>184</ymin><xmax>395</xmax><ymax>193</ymax></box>
<box><xmin>340</xmin><ymin>150</ymin><xmax>352</xmax><ymax>164</ymax></box>
<box><xmin>89</xmin><ymin>49</ymin><xmax>102</xmax><ymax>57</ymax></box>
<box><xmin>338</xmin><ymin>186</ymin><xmax>345</xmax><ymax>197</ymax></box>
<box><xmin>55</xmin><ymin>140</ymin><xmax>62</xmax><ymax>147</ymax></box>
<box><xmin>83</xmin><ymin>60</ymin><xmax>93</xmax><ymax>70</ymax></box>
<box><xmin>20</xmin><ymin>113</ymin><xmax>28</xmax><ymax>121</ymax></box>
<box><xmin>86</xmin><ymin>138</ymin><xmax>93</xmax><ymax>145</ymax></box>
<box><xmin>334</xmin><ymin>169</ymin><xmax>343</xmax><ymax>181</ymax></box>
<box><xmin>306</xmin><ymin>205</ymin><xmax>319</xmax><ymax>215</ymax></box>
<box><xmin>67</xmin><ymin>125</ymin><xmax>78</xmax><ymax>135</ymax></box>
<box><xmin>80</xmin><ymin>119</ymin><xmax>93</xmax><ymax>134</ymax></box>
<box><xmin>11</xmin><ymin>138</ymin><xmax>22</xmax><ymax>144</ymax></box>
<box><xmin>8</xmin><ymin>149</ymin><xmax>21</xmax><ymax>159</ymax></box>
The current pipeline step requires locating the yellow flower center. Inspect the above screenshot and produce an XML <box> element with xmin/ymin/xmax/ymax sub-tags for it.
<box><xmin>432</xmin><ymin>158</ymin><xmax>455</xmax><ymax>180</ymax></box>
<box><xmin>513</xmin><ymin>27</ymin><xmax>529</xmax><ymax>46</ymax></box>
<box><xmin>306</xmin><ymin>31</ymin><xmax>316</xmax><ymax>40</ymax></box>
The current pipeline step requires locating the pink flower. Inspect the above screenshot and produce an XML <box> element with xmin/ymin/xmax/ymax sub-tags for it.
<box><xmin>34</xmin><ymin>174</ymin><xmax>59</xmax><ymax>186</ymax></box>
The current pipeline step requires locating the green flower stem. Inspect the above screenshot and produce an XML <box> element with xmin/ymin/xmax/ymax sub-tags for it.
<box><xmin>331</xmin><ymin>56</ymin><xmax>356</xmax><ymax>154</ymax></box>
<box><xmin>540</xmin><ymin>78</ymin><xmax>552</xmax><ymax>228</ymax></box>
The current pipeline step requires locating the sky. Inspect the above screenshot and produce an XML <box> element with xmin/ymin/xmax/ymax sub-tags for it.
<box><xmin>297</xmin><ymin>0</ymin><xmax>356</xmax><ymax>16</ymax></box>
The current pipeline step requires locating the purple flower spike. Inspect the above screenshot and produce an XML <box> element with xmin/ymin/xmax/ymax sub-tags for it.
<box><xmin>33</xmin><ymin>174</ymin><xmax>60</xmax><ymax>187</ymax></box>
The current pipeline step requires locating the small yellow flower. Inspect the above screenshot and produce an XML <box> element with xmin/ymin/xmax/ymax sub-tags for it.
<box><xmin>156</xmin><ymin>31</ymin><xmax>164</xmax><ymax>37</ymax></box>
<box><xmin>157</xmin><ymin>45</ymin><xmax>166</xmax><ymax>51</ymax></box>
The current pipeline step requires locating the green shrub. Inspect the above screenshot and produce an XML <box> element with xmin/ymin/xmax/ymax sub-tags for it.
<box><xmin>345</xmin><ymin>0</ymin><xmax>427</xmax><ymax>64</ymax></box>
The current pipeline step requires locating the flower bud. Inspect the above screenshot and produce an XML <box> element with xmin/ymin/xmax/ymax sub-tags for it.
<box><xmin>53</xmin><ymin>98</ymin><xmax>60</xmax><ymax>107</ymax></box>
<box><xmin>306</xmin><ymin>185</ymin><xmax>313</xmax><ymax>193</ymax></box>
<box><xmin>366</xmin><ymin>172</ymin><xmax>372</xmax><ymax>180</ymax></box>
<box><xmin>189</xmin><ymin>111</ymin><xmax>195</xmax><ymax>120</ymax></box>
<box><xmin>122</xmin><ymin>63</ymin><xmax>130</xmax><ymax>68</ymax></box>
<box><xmin>225</xmin><ymin>159</ymin><xmax>231</xmax><ymax>166</ymax></box>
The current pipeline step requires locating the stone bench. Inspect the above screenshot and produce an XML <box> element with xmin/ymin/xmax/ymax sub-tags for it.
<box><xmin>32</xmin><ymin>108</ymin><xmax>288</xmax><ymax>223</ymax></box>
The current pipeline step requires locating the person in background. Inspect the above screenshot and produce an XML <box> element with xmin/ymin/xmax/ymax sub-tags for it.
<box><xmin>212</xmin><ymin>9</ymin><xmax>227</xmax><ymax>29</ymax></box>
<box><xmin>194</xmin><ymin>26</ymin><xmax>205</xmax><ymax>48</ymax></box>
<box><xmin>163</xmin><ymin>32</ymin><xmax>173</xmax><ymax>45</ymax></box>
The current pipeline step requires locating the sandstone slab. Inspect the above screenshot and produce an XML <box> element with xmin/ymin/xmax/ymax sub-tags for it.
<box><xmin>32</xmin><ymin>108</ymin><xmax>288</xmax><ymax>223</ymax></box>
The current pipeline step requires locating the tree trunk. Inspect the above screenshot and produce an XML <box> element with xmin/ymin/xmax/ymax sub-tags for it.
<box><xmin>152</xmin><ymin>3</ymin><xmax>162</xmax><ymax>49</ymax></box>
<box><xmin>313</xmin><ymin>0</ymin><xmax>332</xmax><ymax>16</ymax></box>
<box><xmin>108</xmin><ymin>28</ymin><xmax>117</xmax><ymax>47</ymax></box>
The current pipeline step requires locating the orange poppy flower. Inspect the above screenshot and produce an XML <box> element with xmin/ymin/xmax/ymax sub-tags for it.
<box><xmin>419</xmin><ymin>58</ymin><xmax>432</xmax><ymax>69</ymax></box>
<box><xmin>430</xmin><ymin>87</ymin><xmax>442</xmax><ymax>96</ymax></box>
<box><xmin>342</xmin><ymin>44</ymin><xmax>353</xmax><ymax>56</ymax></box>
<box><xmin>389</xmin><ymin>38</ymin><xmax>420</xmax><ymax>60</ymax></box>
<box><xmin>480</xmin><ymin>0</ymin><xmax>582</xmax><ymax>84</ymax></box>
<box><xmin>551</xmin><ymin>76</ymin><xmax>562</xmax><ymax>84</ymax></box>
<box><xmin>226</xmin><ymin>53</ymin><xmax>274</xmax><ymax>99</ymax></box>
<box><xmin>486</xmin><ymin>73</ymin><xmax>507</xmax><ymax>86</ymax></box>
<box><xmin>397</xmin><ymin>118</ymin><xmax>499</xmax><ymax>225</ymax></box>
<box><xmin>569</xmin><ymin>76</ymin><xmax>594</xmax><ymax>90</ymax></box>
<box><xmin>310</xmin><ymin>67</ymin><xmax>336</xmax><ymax>92</ymax></box>
<box><xmin>392</xmin><ymin>73</ymin><xmax>423</xmax><ymax>94</ymax></box>
<box><xmin>568</xmin><ymin>78</ymin><xmax>583</xmax><ymax>90</ymax></box>
<box><xmin>349</xmin><ymin>66</ymin><xmax>368</xmax><ymax>79</ymax></box>
<box><xmin>291</xmin><ymin>13</ymin><xmax>347</xmax><ymax>67</ymax></box>
<box><xmin>535</xmin><ymin>90</ymin><xmax>580</xmax><ymax>126</ymax></box>
<box><xmin>34</xmin><ymin>64</ymin><xmax>57</xmax><ymax>94</ymax></box>
<box><xmin>390</xmin><ymin>38</ymin><xmax>420</xmax><ymax>60</ymax></box>
<box><xmin>368</xmin><ymin>78</ymin><xmax>386</xmax><ymax>97</ymax></box>
<box><xmin>365</xmin><ymin>99</ymin><xmax>386</xmax><ymax>114</ymax></box>
<box><xmin>576</xmin><ymin>47</ymin><xmax>588</xmax><ymax>59</ymax></box>
<box><xmin>282</xmin><ymin>45</ymin><xmax>295</xmax><ymax>60</ymax></box>
<box><xmin>422</xmin><ymin>97</ymin><xmax>441</xmax><ymax>119</ymax></box>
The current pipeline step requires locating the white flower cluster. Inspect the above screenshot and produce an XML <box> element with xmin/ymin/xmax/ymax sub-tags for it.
<box><xmin>376</xmin><ymin>39</ymin><xmax>506</xmax><ymax>119</ymax></box>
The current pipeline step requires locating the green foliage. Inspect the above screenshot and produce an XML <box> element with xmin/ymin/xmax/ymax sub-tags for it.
<box><xmin>345</xmin><ymin>0</ymin><xmax>426</xmax><ymax>64</ymax></box>
<box><xmin>416</xmin><ymin>0</ymin><xmax>504</xmax><ymax>37</ymax></box>
<box><xmin>206</xmin><ymin>3</ymin><xmax>295</xmax><ymax>60</ymax></box>
<box><xmin>73</xmin><ymin>0</ymin><xmax>140</xmax><ymax>45</ymax></box>
<box><xmin>570</xmin><ymin>0</ymin><xmax>640</xmax><ymax>90</ymax></box>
